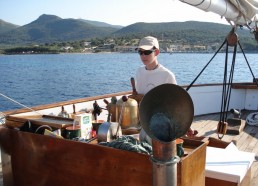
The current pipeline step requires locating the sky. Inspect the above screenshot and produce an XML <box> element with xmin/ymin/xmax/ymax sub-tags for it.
<box><xmin>0</xmin><ymin>0</ymin><xmax>229</xmax><ymax>26</ymax></box>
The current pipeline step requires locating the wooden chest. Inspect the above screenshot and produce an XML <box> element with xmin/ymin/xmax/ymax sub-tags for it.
<box><xmin>0</xmin><ymin>124</ymin><xmax>206</xmax><ymax>186</ymax></box>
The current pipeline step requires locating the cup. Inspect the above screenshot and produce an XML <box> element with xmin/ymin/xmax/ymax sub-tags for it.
<box><xmin>176</xmin><ymin>138</ymin><xmax>184</xmax><ymax>157</ymax></box>
<box><xmin>65</xmin><ymin>126</ymin><xmax>81</xmax><ymax>139</ymax></box>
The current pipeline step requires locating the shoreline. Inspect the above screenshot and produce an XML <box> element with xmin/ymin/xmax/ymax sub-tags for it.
<box><xmin>1</xmin><ymin>50</ymin><xmax>258</xmax><ymax>55</ymax></box>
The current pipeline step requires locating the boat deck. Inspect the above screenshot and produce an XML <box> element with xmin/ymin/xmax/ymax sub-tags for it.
<box><xmin>0</xmin><ymin>110</ymin><xmax>257</xmax><ymax>185</ymax></box>
<box><xmin>191</xmin><ymin>110</ymin><xmax>258</xmax><ymax>186</ymax></box>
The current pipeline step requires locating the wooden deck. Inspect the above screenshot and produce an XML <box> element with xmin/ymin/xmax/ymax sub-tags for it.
<box><xmin>191</xmin><ymin>110</ymin><xmax>258</xmax><ymax>186</ymax></box>
<box><xmin>0</xmin><ymin>110</ymin><xmax>257</xmax><ymax>185</ymax></box>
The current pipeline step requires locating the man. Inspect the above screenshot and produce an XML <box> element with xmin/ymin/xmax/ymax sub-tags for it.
<box><xmin>135</xmin><ymin>36</ymin><xmax>197</xmax><ymax>142</ymax></box>
<box><xmin>135</xmin><ymin>36</ymin><xmax>177</xmax><ymax>95</ymax></box>
<box><xmin>135</xmin><ymin>36</ymin><xmax>178</xmax><ymax>144</ymax></box>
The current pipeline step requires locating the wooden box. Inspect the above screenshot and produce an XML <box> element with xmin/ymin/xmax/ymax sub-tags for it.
<box><xmin>205</xmin><ymin>138</ymin><xmax>254</xmax><ymax>186</ymax></box>
<box><xmin>177</xmin><ymin>138</ymin><xmax>206</xmax><ymax>186</ymax></box>
<box><xmin>0</xmin><ymin>122</ymin><xmax>206</xmax><ymax>186</ymax></box>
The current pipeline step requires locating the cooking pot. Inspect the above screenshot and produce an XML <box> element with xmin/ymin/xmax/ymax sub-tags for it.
<box><xmin>97</xmin><ymin>122</ymin><xmax>122</xmax><ymax>142</ymax></box>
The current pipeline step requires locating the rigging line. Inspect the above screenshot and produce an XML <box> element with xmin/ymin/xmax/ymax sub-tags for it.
<box><xmin>220</xmin><ymin>43</ymin><xmax>229</xmax><ymax>123</ymax></box>
<box><xmin>238</xmin><ymin>41</ymin><xmax>258</xmax><ymax>87</ymax></box>
<box><xmin>223</xmin><ymin>46</ymin><xmax>229</xmax><ymax>119</ymax></box>
<box><xmin>186</xmin><ymin>39</ymin><xmax>227</xmax><ymax>91</ymax></box>
<box><xmin>0</xmin><ymin>92</ymin><xmax>42</xmax><ymax>115</ymax></box>
<box><xmin>225</xmin><ymin>44</ymin><xmax>238</xmax><ymax>119</ymax></box>
<box><xmin>218</xmin><ymin>42</ymin><xmax>231</xmax><ymax>140</ymax></box>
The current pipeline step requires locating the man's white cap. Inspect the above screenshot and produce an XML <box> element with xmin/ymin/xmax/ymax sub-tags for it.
<box><xmin>137</xmin><ymin>36</ymin><xmax>159</xmax><ymax>50</ymax></box>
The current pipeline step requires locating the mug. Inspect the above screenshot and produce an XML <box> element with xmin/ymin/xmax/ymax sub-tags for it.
<box><xmin>65</xmin><ymin>126</ymin><xmax>81</xmax><ymax>139</ymax></box>
<box><xmin>176</xmin><ymin>138</ymin><xmax>184</xmax><ymax>157</ymax></box>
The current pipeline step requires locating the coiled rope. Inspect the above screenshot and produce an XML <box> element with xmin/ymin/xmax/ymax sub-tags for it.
<box><xmin>246</xmin><ymin>112</ymin><xmax>258</xmax><ymax>126</ymax></box>
<box><xmin>99</xmin><ymin>135</ymin><xmax>152</xmax><ymax>155</ymax></box>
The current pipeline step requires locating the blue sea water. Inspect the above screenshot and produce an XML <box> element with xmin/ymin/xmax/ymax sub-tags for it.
<box><xmin>0</xmin><ymin>52</ymin><xmax>258</xmax><ymax>111</ymax></box>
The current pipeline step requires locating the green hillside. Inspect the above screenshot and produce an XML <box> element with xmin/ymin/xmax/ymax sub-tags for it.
<box><xmin>0</xmin><ymin>14</ymin><xmax>257</xmax><ymax>51</ymax></box>
<box><xmin>0</xmin><ymin>19</ymin><xmax>19</xmax><ymax>34</ymax></box>
<box><xmin>114</xmin><ymin>21</ymin><xmax>254</xmax><ymax>46</ymax></box>
<box><xmin>79</xmin><ymin>19</ymin><xmax>123</xmax><ymax>29</ymax></box>
<box><xmin>0</xmin><ymin>14</ymin><xmax>119</xmax><ymax>45</ymax></box>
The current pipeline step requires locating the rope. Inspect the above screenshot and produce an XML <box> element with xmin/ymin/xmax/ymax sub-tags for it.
<box><xmin>246</xmin><ymin>112</ymin><xmax>258</xmax><ymax>126</ymax></box>
<box><xmin>226</xmin><ymin>44</ymin><xmax>237</xmax><ymax>115</ymax></box>
<box><xmin>184</xmin><ymin>28</ymin><xmax>256</xmax><ymax>140</ymax></box>
<box><xmin>218</xmin><ymin>42</ymin><xmax>237</xmax><ymax>140</ymax></box>
<box><xmin>218</xmin><ymin>43</ymin><xmax>228</xmax><ymax>140</ymax></box>
<box><xmin>99</xmin><ymin>135</ymin><xmax>152</xmax><ymax>155</ymax></box>
<box><xmin>0</xmin><ymin>92</ymin><xmax>41</xmax><ymax>115</ymax></box>
<box><xmin>238</xmin><ymin>41</ymin><xmax>258</xmax><ymax>87</ymax></box>
<box><xmin>220</xmin><ymin>43</ymin><xmax>228</xmax><ymax>123</ymax></box>
<box><xmin>35</xmin><ymin>125</ymin><xmax>53</xmax><ymax>134</ymax></box>
<box><xmin>186</xmin><ymin>39</ymin><xmax>227</xmax><ymax>91</ymax></box>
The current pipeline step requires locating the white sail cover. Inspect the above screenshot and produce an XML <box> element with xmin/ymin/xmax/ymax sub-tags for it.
<box><xmin>179</xmin><ymin>0</ymin><xmax>258</xmax><ymax>25</ymax></box>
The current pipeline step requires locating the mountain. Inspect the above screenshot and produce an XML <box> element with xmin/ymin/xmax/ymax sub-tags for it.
<box><xmin>0</xmin><ymin>19</ymin><xmax>19</xmax><ymax>34</ymax></box>
<box><xmin>79</xmin><ymin>19</ymin><xmax>123</xmax><ymax>29</ymax></box>
<box><xmin>0</xmin><ymin>14</ymin><xmax>255</xmax><ymax>48</ymax></box>
<box><xmin>0</xmin><ymin>14</ymin><xmax>119</xmax><ymax>45</ymax></box>
<box><xmin>113</xmin><ymin>21</ymin><xmax>253</xmax><ymax>45</ymax></box>
<box><xmin>114</xmin><ymin>21</ymin><xmax>233</xmax><ymax>35</ymax></box>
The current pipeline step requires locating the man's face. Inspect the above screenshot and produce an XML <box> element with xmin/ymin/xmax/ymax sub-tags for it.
<box><xmin>138</xmin><ymin>48</ymin><xmax>158</xmax><ymax>66</ymax></box>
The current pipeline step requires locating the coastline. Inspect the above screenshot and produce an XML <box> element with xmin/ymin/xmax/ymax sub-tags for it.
<box><xmin>1</xmin><ymin>50</ymin><xmax>258</xmax><ymax>55</ymax></box>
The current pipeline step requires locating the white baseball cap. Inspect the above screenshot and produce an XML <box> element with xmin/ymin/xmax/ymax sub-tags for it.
<box><xmin>137</xmin><ymin>36</ymin><xmax>159</xmax><ymax>50</ymax></box>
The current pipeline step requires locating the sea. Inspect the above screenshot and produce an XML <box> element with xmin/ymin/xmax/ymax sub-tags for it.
<box><xmin>0</xmin><ymin>52</ymin><xmax>258</xmax><ymax>112</ymax></box>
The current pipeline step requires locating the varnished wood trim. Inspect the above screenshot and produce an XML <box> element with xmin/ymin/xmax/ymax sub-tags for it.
<box><xmin>231</xmin><ymin>83</ymin><xmax>258</xmax><ymax>89</ymax></box>
<box><xmin>3</xmin><ymin>91</ymin><xmax>131</xmax><ymax>115</ymax></box>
